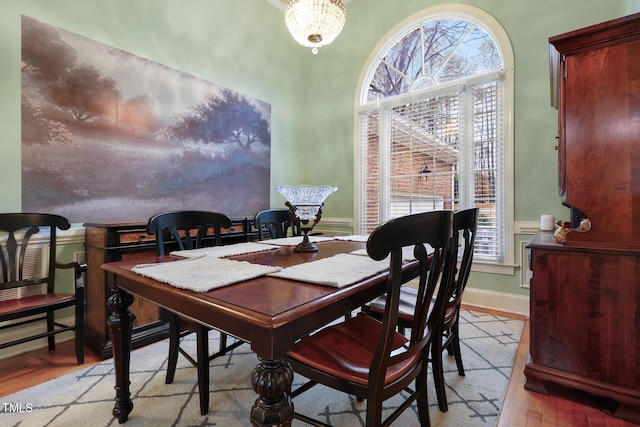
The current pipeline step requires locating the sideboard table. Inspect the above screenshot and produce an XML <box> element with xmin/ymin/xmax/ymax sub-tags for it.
<box><xmin>84</xmin><ymin>218</ymin><xmax>257</xmax><ymax>359</ymax></box>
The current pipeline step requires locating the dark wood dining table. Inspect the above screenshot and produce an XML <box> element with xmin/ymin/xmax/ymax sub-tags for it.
<box><xmin>102</xmin><ymin>239</ymin><xmax>419</xmax><ymax>426</ymax></box>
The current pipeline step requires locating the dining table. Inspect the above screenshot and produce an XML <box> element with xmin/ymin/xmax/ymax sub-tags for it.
<box><xmin>101</xmin><ymin>237</ymin><xmax>420</xmax><ymax>426</ymax></box>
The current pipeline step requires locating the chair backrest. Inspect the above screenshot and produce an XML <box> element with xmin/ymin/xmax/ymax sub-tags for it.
<box><xmin>440</xmin><ymin>208</ymin><xmax>479</xmax><ymax>315</ymax></box>
<box><xmin>254</xmin><ymin>209</ymin><xmax>294</xmax><ymax>240</ymax></box>
<box><xmin>0</xmin><ymin>213</ymin><xmax>70</xmax><ymax>293</ymax></box>
<box><xmin>366</xmin><ymin>210</ymin><xmax>453</xmax><ymax>385</ymax></box>
<box><xmin>146</xmin><ymin>210</ymin><xmax>232</xmax><ymax>256</ymax></box>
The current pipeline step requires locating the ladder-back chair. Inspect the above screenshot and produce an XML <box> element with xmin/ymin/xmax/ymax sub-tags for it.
<box><xmin>287</xmin><ymin>210</ymin><xmax>453</xmax><ymax>426</ymax></box>
<box><xmin>0</xmin><ymin>213</ymin><xmax>86</xmax><ymax>364</ymax></box>
<box><xmin>146</xmin><ymin>210</ymin><xmax>244</xmax><ymax>415</ymax></box>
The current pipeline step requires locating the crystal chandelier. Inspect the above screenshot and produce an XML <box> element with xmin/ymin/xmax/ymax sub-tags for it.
<box><xmin>284</xmin><ymin>0</ymin><xmax>346</xmax><ymax>55</ymax></box>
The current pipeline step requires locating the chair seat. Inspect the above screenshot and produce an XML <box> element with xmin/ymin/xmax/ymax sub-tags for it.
<box><xmin>0</xmin><ymin>294</ymin><xmax>76</xmax><ymax>318</ymax></box>
<box><xmin>288</xmin><ymin>315</ymin><xmax>416</xmax><ymax>386</ymax></box>
<box><xmin>368</xmin><ymin>287</ymin><xmax>456</xmax><ymax>324</ymax></box>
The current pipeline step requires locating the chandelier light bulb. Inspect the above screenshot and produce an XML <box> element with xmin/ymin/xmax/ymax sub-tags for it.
<box><xmin>285</xmin><ymin>0</ymin><xmax>346</xmax><ymax>54</ymax></box>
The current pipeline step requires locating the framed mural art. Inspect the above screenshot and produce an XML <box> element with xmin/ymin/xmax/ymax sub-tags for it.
<box><xmin>21</xmin><ymin>15</ymin><xmax>271</xmax><ymax>224</ymax></box>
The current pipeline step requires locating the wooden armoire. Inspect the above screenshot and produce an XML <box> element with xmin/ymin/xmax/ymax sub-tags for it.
<box><xmin>525</xmin><ymin>13</ymin><xmax>640</xmax><ymax>423</ymax></box>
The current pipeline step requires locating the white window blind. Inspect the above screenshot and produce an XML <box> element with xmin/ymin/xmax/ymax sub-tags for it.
<box><xmin>388</xmin><ymin>91</ymin><xmax>460</xmax><ymax>218</ymax></box>
<box><xmin>468</xmin><ymin>80</ymin><xmax>503</xmax><ymax>262</ymax></box>
<box><xmin>359</xmin><ymin>110</ymin><xmax>382</xmax><ymax>232</ymax></box>
<box><xmin>359</xmin><ymin>78</ymin><xmax>504</xmax><ymax>262</ymax></box>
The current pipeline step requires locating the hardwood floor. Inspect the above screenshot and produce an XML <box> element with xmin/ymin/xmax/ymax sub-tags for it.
<box><xmin>0</xmin><ymin>308</ymin><xmax>637</xmax><ymax>426</ymax></box>
<box><xmin>0</xmin><ymin>341</ymin><xmax>102</xmax><ymax>398</ymax></box>
<box><xmin>497</xmin><ymin>317</ymin><xmax>636</xmax><ymax>427</ymax></box>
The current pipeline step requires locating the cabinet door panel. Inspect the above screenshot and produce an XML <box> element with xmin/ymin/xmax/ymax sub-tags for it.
<box><xmin>531</xmin><ymin>248</ymin><xmax>640</xmax><ymax>387</ymax></box>
<box><xmin>562</xmin><ymin>39</ymin><xmax>640</xmax><ymax>246</ymax></box>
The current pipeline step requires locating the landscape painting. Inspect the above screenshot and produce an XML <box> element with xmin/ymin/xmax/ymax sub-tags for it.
<box><xmin>21</xmin><ymin>15</ymin><xmax>271</xmax><ymax>224</ymax></box>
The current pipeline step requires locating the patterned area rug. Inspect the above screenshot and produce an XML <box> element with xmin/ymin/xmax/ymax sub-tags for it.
<box><xmin>1</xmin><ymin>310</ymin><xmax>523</xmax><ymax>426</ymax></box>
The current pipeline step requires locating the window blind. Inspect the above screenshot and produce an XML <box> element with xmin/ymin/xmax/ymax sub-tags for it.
<box><xmin>359</xmin><ymin>78</ymin><xmax>504</xmax><ymax>262</ymax></box>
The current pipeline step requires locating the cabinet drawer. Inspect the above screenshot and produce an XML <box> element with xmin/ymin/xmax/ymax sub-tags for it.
<box><xmin>117</xmin><ymin>229</ymin><xmax>155</xmax><ymax>245</ymax></box>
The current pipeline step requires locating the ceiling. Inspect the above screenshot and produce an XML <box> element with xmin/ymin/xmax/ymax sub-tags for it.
<box><xmin>266</xmin><ymin>0</ymin><xmax>353</xmax><ymax>11</ymax></box>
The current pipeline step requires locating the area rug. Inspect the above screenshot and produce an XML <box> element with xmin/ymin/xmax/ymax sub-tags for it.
<box><xmin>0</xmin><ymin>310</ymin><xmax>523</xmax><ymax>426</ymax></box>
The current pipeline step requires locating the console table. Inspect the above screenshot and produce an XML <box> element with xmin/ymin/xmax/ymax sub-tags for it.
<box><xmin>84</xmin><ymin>218</ymin><xmax>257</xmax><ymax>359</ymax></box>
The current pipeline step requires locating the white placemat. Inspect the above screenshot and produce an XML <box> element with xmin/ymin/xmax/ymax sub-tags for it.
<box><xmin>350</xmin><ymin>244</ymin><xmax>433</xmax><ymax>261</ymax></box>
<box><xmin>132</xmin><ymin>256</ymin><xmax>282</xmax><ymax>292</ymax></box>
<box><xmin>256</xmin><ymin>236</ymin><xmax>335</xmax><ymax>246</ymax></box>
<box><xmin>268</xmin><ymin>253</ymin><xmax>389</xmax><ymax>288</ymax></box>
<box><xmin>333</xmin><ymin>234</ymin><xmax>370</xmax><ymax>242</ymax></box>
<box><xmin>171</xmin><ymin>242</ymin><xmax>280</xmax><ymax>259</ymax></box>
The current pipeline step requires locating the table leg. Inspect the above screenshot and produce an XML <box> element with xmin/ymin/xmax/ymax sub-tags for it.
<box><xmin>107</xmin><ymin>287</ymin><xmax>136</xmax><ymax>424</ymax></box>
<box><xmin>250</xmin><ymin>356</ymin><xmax>294</xmax><ymax>426</ymax></box>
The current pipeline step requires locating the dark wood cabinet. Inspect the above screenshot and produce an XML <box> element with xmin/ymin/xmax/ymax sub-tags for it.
<box><xmin>84</xmin><ymin>218</ymin><xmax>257</xmax><ymax>359</ymax></box>
<box><xmin>551</xmin><ymin>13</ymin><xmax>640</xmax><ymax>247</ymax></box>
<box><xmin>526</xmin><ymin>232</ymin><xmax>640</xmax><ymax>422</ymax></box>
<box><xmin>525</xmin><ymin>13</ymin><xmax>640</xmax><ymax>423</ymax></box>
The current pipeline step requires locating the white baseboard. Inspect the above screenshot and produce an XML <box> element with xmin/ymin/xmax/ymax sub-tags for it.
<box><xmin>462</xmin><ymin>287</ymin><xmax>530</xmax><ymax>317</ymax></box>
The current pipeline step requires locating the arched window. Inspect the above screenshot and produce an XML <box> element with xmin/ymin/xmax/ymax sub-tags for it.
<box><xmin>356</xmin><ymin>5</ymin><xmax>514</xmax><ymax>266</ymax></box>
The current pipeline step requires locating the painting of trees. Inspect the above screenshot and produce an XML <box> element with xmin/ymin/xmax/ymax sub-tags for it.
<box><xmin>21</xmin><ymin>16</ymin><xmax>270</xmax><ymax>223</ymax></box>
<box><xmin>165</xmin><ymin>89</ymin><xmax>270</xmax><ymax>150</ymax></box>
<box><xmin>47</xmin><ymin>65</ymin><xmax>118</xmax><ymax>122</ymax></box>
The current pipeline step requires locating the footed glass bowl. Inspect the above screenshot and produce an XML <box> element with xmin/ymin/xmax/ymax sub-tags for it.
<box><xmin>275</xmin><ymin>185</ymin><xmax>337</xmax><ymax>252</ymax></box>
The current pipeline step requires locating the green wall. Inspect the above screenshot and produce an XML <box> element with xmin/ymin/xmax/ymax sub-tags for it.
<box><xmin>2</xmin><ymin>0</ymin><xmax>639</xmax><ymax>305</ymax></box>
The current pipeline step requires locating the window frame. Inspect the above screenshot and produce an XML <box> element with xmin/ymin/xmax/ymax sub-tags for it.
<box><xmin>354</xmin><ymin>4</ymin><xmax>515</xmax><ymax>274</ymax></box>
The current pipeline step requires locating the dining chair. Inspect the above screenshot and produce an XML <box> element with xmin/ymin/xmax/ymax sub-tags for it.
<box><xmin>363</xmin><ymin>207</ymin><xmax>479</xmax><ymax>412</ymax></box>
<box><xmin>254</xmin><ymin>208</ymin><xmax>295</xmax><ymax>240</ymax></box>
<box><xmin>0</xmin><ymin>213</ymin><xmax>86</xmax><ymax>364</ymax></box>
<box><xmin>287</xmin><ymin>210</ymin><xmax>454</xmax><ymax>427</ymax></box>
<box><xmin>146</xmin><ymin>210</ymin><xmax>244</xmax><ymax>415</ymax></box>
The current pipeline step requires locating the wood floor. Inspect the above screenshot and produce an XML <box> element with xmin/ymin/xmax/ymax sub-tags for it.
<box><xmin>497</xmin><ymin>316</ymin><xmax>636</xmax><ymax>427</ymax></box>
<box><xmin>0</xmin><ymin>308</ymin><xmax>637</xmax><ymax>426</ymax></box>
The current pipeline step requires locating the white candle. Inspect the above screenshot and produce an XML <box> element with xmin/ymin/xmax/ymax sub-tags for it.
<box><xmin>540</xmin><ymin>214</ymin><xmax>555</xmax><ymax>231</ymax></box>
